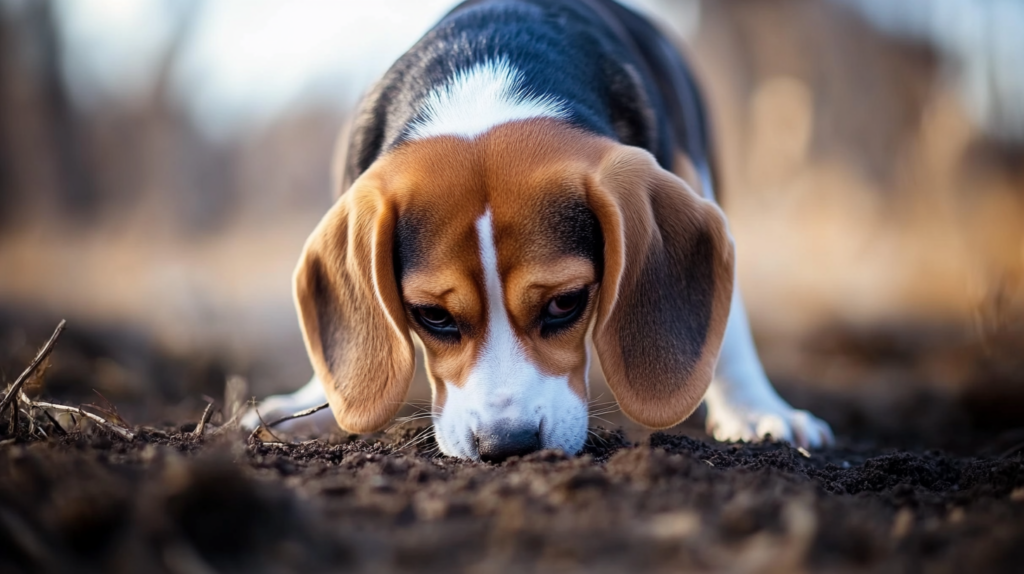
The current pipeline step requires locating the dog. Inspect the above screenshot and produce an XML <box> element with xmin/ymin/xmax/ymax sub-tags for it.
<box><xmin>243</xmin><ymin>0</ymin><xmax>833</xmax><ymax>461</ymax></box>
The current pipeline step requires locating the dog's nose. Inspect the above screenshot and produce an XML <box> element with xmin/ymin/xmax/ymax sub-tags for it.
<box><xmin>474</xmin><ymin>420</ymin><xmax>541</xmax><ymax>463</ymax></box>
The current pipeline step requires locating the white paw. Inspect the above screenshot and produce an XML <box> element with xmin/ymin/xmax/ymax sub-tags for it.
<box><xmin>705</xmin><ymin>396</ymin><xmax>834</xmax><ymax>449</ymax></box>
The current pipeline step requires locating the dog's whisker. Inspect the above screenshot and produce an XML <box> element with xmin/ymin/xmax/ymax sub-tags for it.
<box><xmin>387</xmin><ymin>418</ymin><xmax>430</xmax><ymax>433</ymax></box>
<box><xmin>403</xmin><ymin>435</ymin><xmax>437</xmax><ymax>453</ymax></box>
<box><xmin>396</xmin><ymin>427</ymin><xmax>437</xmax><ymax>452</ymax></box>
<box><xmin>586</xmin><ymin>429</ymin><xmax>609</xmax><ymax>445</ymax></box>
<box><xmin>393</xmin><ymin>413</ymin><xmax>437</xmax><ymax>423</ymax></box>
<box><xmin>400</xmin><ymin>435</ymin><xmax>433</xmax><ymax>450</ymax></box>
<box><xmin>400</xmin><ymin>406</ymin><xmax>435</xmax><ymax>416</ymax></box>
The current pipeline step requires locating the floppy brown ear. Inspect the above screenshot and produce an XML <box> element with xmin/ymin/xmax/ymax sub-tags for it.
<box><xmin>294</xmin><ymin>173</ymin><xmax>414</xmax><ymax>433</ymax></box>
<box><xmin>587</xmin><ymin>145</ymin><xmax>735</xmax><ymax>429</ymax></box>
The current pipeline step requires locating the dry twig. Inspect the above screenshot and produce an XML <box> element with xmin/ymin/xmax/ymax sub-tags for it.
<box><xmin>248</xmin><ymin>407</ymin><xmax>286</xmax><ymax>444</ymax></box>
<box><xmin>42</xmin><ymin>410</ymin><xmax>67</xmax><ymax>436</ymax></box>
<box><xmin>0</xmin><ymin>320</ymin><xmax>66</xmax><ymax>418</ymax></box>
<box><xmin>192</xmin><ymin>402</ymin><xmax>215</xmax><ymax>438</ymax></box>
<box><xmin>7</xmin><ymin>401</ymin><xmax>18</xmax><ymax>435</ymax></box>
<box><xmin>266</xmin><ymin>402</ymin><xmax>330</xmax><ymax>429</ymax></box>
<box><xmin>83</xmin><ymin>389</ymin><xmax>130</xmax><ymax>427</ymax></box>
<box><xmin>208</xmin><ymin>407</ymin><xmax>247</xmax><ymax>437</ymax></box>
<box><xmin>25</xmin><ymin>398</ymin><xmax>135</xmax><ymax>441</ymax></box>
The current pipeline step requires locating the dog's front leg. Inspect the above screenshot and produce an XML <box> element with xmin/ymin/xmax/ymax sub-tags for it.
<box><xmin>703</xmin><ymin>285</ymin><xmax>834</xmax><ymax>448</ymax></box>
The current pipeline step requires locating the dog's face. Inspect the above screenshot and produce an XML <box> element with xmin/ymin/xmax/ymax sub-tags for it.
<box><xmin>389</xmin><ymin>132</ymin><xmax>603</xmax><ymax>460</ymax></box>
<box><xmin>294</xmin><ymin>120</ymin><xmax>735</xmax><ymax>461</ymax></box>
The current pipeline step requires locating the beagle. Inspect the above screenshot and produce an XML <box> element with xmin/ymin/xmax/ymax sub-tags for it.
<box><xmin>243</xmin><ymin>0</ymin><xmax>833</xmax><ymax>461</ymax></box>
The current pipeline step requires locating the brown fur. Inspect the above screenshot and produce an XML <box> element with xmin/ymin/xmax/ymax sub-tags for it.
<box><xmin>295</xmin><ymin>119</ymin><xmax>733</xmax><ymax>433</ymax></box>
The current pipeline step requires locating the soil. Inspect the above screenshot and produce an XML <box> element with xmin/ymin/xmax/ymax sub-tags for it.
<box><xmin>0</xmin><ymin>419</ymin><xmax>1021</xmax><ymax>574</ymax></box>
<box><xmin>1</xmin><ymin>315</ymin><xmax>1023</xmax><ymax>573</ymax></box>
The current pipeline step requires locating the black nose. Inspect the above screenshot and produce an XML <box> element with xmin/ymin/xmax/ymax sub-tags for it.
<box><xmin>475</xmin><ymin>420</ymin><xmax>541</xmax><ymax>463</ymax></box>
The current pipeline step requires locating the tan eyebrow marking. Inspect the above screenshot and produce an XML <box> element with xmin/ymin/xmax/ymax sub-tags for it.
<box><xmin>403</xmin><ymin>287</ymin><xmax>456</xmax><ymax>303</ymax></box>
<box><xmin>506</xmin><ymin>256</ymin><xmax>596</xmax><ymax>300</ymax></box>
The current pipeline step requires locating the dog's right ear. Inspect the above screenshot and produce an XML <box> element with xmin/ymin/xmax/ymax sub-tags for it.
<box><xmin>293</xmin><ymin>172</ymin><xmax>414</xmax><ymax>433</ymax></box>
<box><xmin>587</xmin><ymin>144</ymin><xmax>735</xmax><ymax>429</ymax></box>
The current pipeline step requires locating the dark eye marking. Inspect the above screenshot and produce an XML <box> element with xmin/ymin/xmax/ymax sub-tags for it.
<box><xmin>412</xmin><ymin>305</ymin><xmax>460</xmax><ymax>342</ymax></box>
<box><xmin>394</xmin><ymin>210</ymin><xmax>429</xmax><ymax>281</ymax></box>
<box><xmin>540</xmin><ymin>288</ymin><xmax>589</xmax><ymax>337</ymax></box>
<box><xmin>540</xmin><ymin>196</ymin><xmax>603</xmax><ymax>267</ymax></box>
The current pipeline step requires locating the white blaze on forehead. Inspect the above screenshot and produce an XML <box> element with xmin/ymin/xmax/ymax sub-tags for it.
<box><xmin>407</xmin><ymin>57</ymin><xmax>570</xmax><ymax>140</ymax></box>
<box><xmin>474</xmin><ymin>209</ymin><xmax>527</xmax><ymax>380</ymax></box>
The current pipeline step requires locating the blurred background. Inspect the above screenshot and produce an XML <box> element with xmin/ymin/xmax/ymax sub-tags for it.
<box><xmin>1</xmin><ymin>0</ymin><xmax>1022</xmax><ymax>445</ymax></box>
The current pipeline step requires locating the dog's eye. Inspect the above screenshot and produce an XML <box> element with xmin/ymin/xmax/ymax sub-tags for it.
<box><xmin>413</xmin><ymin>306</ymin><xmax>459</xmax><ymax>338</ymax></box>
<box><xmin>547</xmin><ymin>292</ymin><xmax>583</xmax><ymax>318</ymax></box>
<box><xmin>541</xmin><ymin>289</ymin><xmax>588</xmax><ymax>336</ymax></box>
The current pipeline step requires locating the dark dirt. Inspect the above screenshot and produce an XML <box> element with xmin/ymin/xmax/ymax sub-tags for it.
<box><xmin>2</xmin><ymin>316</ymin><xmax>1024</xmax><ymax>573</ymax></box>
<box><xmin>1</xmin><ymin>420</ymin><xmax>1022</xmax><ymax>574</ymax></box>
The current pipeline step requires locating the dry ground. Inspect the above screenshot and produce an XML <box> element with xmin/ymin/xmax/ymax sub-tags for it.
<box><xmin>0</xmin><ymin>420</ymin><xmax>1022</xmax><ymax>574</ymax></box>
<box><xmin>0</xmin><ymin>323</ymin><xmax>1019</xmax><ymax>572</ymax></box>
<box><xmin>2</xmin><ymin>318</ymin><xmax>1024</xmax><ymax>573</ymax></box>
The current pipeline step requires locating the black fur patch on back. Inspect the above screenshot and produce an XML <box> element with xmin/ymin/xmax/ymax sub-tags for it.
<box><xmin>342</xmin><ymin>0</ymin><xmax>706</xmax><ymax>185</ymax></box>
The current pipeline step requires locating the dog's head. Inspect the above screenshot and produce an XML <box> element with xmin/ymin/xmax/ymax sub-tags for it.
<box><xmin>295</xmin><ymin>119</ymin><xmax>734</xmax><ymax>461</ymax></box>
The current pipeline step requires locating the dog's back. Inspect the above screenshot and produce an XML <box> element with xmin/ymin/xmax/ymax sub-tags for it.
<box><xmin>340</xmin><ymin>0</ymin><xmax>714</xmax><ymax>198</ymax></box>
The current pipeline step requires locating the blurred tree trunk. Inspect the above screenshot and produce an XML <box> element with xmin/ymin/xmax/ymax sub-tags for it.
<box><xmin>34</xmin><ymin>0</ymin><xmax>97</xmax><ymax>221</ymax></box>
<box><xmin>0</xmin><ymin>8</ymin><xmax>16</xmax><ymax>230</ymax></box>
<box><xmin>0</xmin><ymin>1</ymin><xmax>96</xmax><ymax>231</ymax></box>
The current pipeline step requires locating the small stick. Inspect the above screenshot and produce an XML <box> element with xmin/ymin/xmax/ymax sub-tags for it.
<box><xmin>30</xmin><ymin>412</ymin><xmax>46</xmax><ymax>439</ymax></box>
<box><xmin>215</xmin><ymin>396</ymin><xmax>259</xmax><ymax>439</ymax></box>
<box><xmin>248</xmin><ymin>407</ymin><xmax>286</xmax><ymax>444</ymax></box>
<box><xmin>266</xmin><ymin>402</ymin><xmax>330</xmax><ymax>429</ymax></box>
<box><xmin>192</xmin><ymin>402</ymin><xmax>215</xmax><ymax>438</ymax></box>
<box><xmin>25</xmin><ymin>397</ymin><xmax>134</xmax><ymax>441</ymax></box>
<box><xmin>8</xmin><ymin>399</ymin><xmax>18</xmax><ymax>435</ymax></box>
<box><xmin>42</xmin><ymin>410</ymin><xmax>67</xmax><ymax>436</ymax></box>
<box><xmin>207</xmin><ymin>405</ymin><xmax>247</xmax><ymax>437</ymax></box>
<box><xmin>0</xmin><ymin>320</ymin><xmax>66</xmax><ymax>417</ymax></box>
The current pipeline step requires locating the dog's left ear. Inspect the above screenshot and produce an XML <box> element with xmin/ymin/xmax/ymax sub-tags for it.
<box><xmin>587</xmin><ymin>144</ymin><xmax>735</xmax><ymax>429</ymax></box>
<box><xmin>293</xmin><ymin>171</ymin><xmax>414</xmax><ymax>433</ymax></box>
